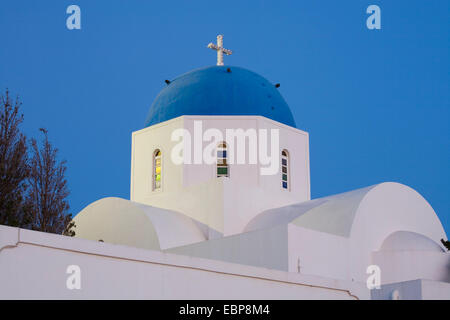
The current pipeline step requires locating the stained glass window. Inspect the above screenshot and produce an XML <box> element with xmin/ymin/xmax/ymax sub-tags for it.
<box><xmin>217</xmin><ymin>142</ymin><xmax>229</xmax><ymax>177</ymax></box>
<box><xmin>281</xmin><ymin>150</ymin><xmax>289</xmax><ymax>190</ymax></box>
<box><xmin>153</xmin><ymin>149</ymin><xmax>162</xmax><ymax>190</ymax></box>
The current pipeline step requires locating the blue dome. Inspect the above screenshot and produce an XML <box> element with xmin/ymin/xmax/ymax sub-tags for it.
<box><xmin>145</xmin><ymin>66</ymin><xmax>296</xmax><ymax>128</ymax></box>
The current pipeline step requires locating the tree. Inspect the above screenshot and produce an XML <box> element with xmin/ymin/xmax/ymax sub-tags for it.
<box><xmin>27</xmin><ymin>128</ymin><xmax>75</xmax><ymax>235</ymax></box>
<box><xmin>0</xmin><ymin>89</ymin><xmax>30</xmax><ymax>227</ymax></box>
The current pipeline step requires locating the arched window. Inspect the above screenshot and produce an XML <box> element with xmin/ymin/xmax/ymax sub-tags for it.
<box><xmin>153</xmin><ymin>149</ymin><xmax>162</xmax><ymax>190</ymax></box>
<box><xmin>281</xmin><ymin>150</ymin><xmax>289</xmax><ymax>190</ymax></box>
<box><xmin>217</xmin><ymin>142</ymin><xmax>228</xmax><ymax>177</ymax></box>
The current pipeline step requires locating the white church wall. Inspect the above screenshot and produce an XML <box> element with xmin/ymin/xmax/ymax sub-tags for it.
<box><xmin>167</xmin><ymin>224</ymin><xmax>290</xmax><ymax>271</ymax></box>
<box><xmin>372</xmin><ymin>250</ymin><xmax>450</xmax><ymax>284</ymax></box>
<box><xmin>222</xmin><ymin>178</ymin><xmax>314</xmax><ymax>236</ymax></box>
<box><xmin>255</xmin><ymin>116</ymin><xmax>310</xmax><ymax>201</ymax></box>
<box><xmin>287</xmin><ymin>224</ymin><xmax>350</xmax><ymax>281</ymax></box>
<box><xmin>181</xmin><ymin>116</ymin><xmax>310</xmax><ymax>203</ymax></box>
<box><xmin>131</xmin><ymin>116</ymin><xmax>185</xmax><ymax>200</ymax></box>
<box><xmin>0</xmin><ymin>225</ymin><xmax>361</xmax><ymax>300</ymax></box>
<box><xmin>371</xmin><ymin>279</ymin><xmax>450</xmax><ymax>300</ymax></box>
<box><xmin>166</xmin><ymin>220</ymin><xmax>353</xmax><ymax>284</ymax></box>
<box><xmin>348</xmin><ymin>182</ymin><xmax>448</xmax><ymax>284</ymax></box>
<box><xmin>421</xmin><ymin>279</ymin><xmax>450</xmax><ymax>299</ymax></box>
<box><xmin>182</xmin><ymin>116</ymin><xmax>260</xmax><ymax>188</ymax></box>
<box><xmin>130</xmin><ymin>115</ymin><xmax>310</xmax><ymax>237</ymax></box>
<box><xmin>241</xmin><ymin>182</ymin><xmax>450</xmax><ymax>286</ymax></box>
<box><xmin>183</xmin><ymin>116</ymin><xmax>310</xmax><ymax>236</ymax></box>
<box><xmin>219</xmin><ymin>116</ymin><xmax>311</xmax><ymax>235</ymax></box>
<box><xmin>131</xmin><ymin>117</ymin><xmax>225</xmax><ymax>237</ymax></box>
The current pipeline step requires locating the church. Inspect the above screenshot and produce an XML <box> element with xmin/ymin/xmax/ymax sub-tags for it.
<box><xmin>1</xmin><ymin>35</ymin><xmax>449</xmax><ymax>299</ymax></box>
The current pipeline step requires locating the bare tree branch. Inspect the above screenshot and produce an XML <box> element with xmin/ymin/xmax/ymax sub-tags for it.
<box><xmin>0</xmin><ymin>89</ymin><xmax>30</xmax><ymax>227</ymax></box>
<box><xmin>27</xmin><ymin>128</ymin><xmax>75</xmax><ymax>235</ymax></box>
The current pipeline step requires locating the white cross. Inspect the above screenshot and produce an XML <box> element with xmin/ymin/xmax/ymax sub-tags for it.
<box><xmin>207</xmin><ymin>35</ymin><xmax>232</xmax><ymax>66</ymax></box>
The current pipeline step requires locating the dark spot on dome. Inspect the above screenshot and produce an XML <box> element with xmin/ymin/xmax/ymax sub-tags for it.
<box><xmin>271</xmin><ymin>106</ymin><xmax>275</xmax><ymax>110</ymax></box>
<box><xmin>227</xmin><ymin>68</ymin><xmax>231</xmax><ymax>73</ymax></box>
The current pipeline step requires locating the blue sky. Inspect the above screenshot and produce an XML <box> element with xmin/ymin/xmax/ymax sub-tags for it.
<box><xmin>0</xmin><ymin>1</ymin><xmax>449</xmax><ymax>234</ymax></box>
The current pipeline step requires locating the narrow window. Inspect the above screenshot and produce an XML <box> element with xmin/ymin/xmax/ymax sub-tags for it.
<box><xmin>281</xmin><ymin>150</ymin><xmax>289</xmax><ymax>190</ymax></box>
<box><xmin>153</xmin><ymin>149</ymin><xmax>162</xmax><ymax>190</ymax></box>
<box><xmin>217</xmin><ymin>142</ymin><xmax>228</xmax><ymax>177</ymax></box>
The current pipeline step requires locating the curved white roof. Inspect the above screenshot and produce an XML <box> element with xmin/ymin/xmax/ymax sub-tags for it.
<box><xmin>73</xmin><ymin>197</ymin><xmax>206</xmax><ymax>250</ymax></box>
<box><xmin>245</xmin><ymin>185</ymin><xmax>375</xmax><ymax>236</ymax></box>
<box><xmin>244</xmin><ymin>182</ymin><xmax>447</xmax><ymax>282</ymax></box>
<box><xmin>380</xmin><ymin>231</ymin><xmax>444</xmax><ymax>252</ymax></box>
<box><xmin>245</xmin><ymin>182</ymin><xmax>446</xmax><ymax>246</ymax></box>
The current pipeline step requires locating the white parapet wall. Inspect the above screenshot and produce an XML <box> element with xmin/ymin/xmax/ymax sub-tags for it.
<box><xmin>371</xmin><ymin>279</ymin><xmax>450</xmax><ymax>300</ymax></box>
<box><xmin>0</xmin><ymin>225</ymin><xmax>366</xmax><ymax>300</ymax></box>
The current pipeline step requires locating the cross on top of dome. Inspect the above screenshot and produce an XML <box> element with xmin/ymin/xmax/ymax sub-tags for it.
<box><xmin>207</xmin><ymin>35</ymin><xmax>233</xmax><ymax>66</ymax></box>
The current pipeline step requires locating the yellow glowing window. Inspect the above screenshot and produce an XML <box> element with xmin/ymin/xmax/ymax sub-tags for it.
<box><xmin>153</xmin><ymin>149</ymin><xmax>162</xmax><ymax>190</ymax></box>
